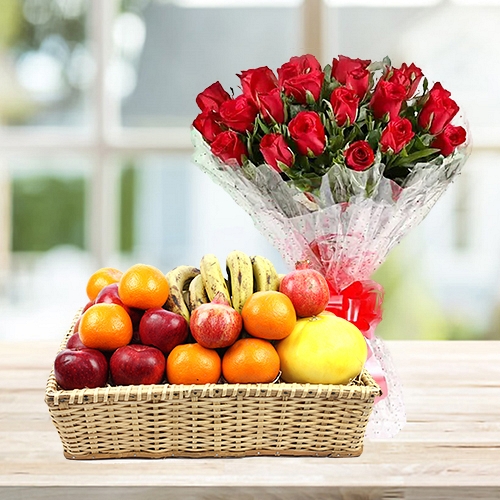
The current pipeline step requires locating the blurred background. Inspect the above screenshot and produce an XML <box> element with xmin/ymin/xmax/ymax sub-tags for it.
<box><xmin>0</xmin><ymin>0</ymin><xmax>498</xmax><ymax>341</ymax></box>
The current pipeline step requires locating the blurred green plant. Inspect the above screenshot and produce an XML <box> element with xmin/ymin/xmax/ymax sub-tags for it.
<box><xmin>120</xmin><ymin>164</ymin><xmax>136</xmax><ymax>252</ymax></box>
<box><xmin>12</xmin><ymin>175</ymin><xmax>85</xmax><ymax>251</ymax></box>
<box><xmin>373</xmin><ymin>242</ymin><xmax>483</xmax><ymax>340</ymax></box>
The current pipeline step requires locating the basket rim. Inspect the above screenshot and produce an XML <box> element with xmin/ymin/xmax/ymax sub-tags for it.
<box><xmin>45</xmin><ymin>310</ymin><xmax>382</xmax><ymax>407</ymax></box>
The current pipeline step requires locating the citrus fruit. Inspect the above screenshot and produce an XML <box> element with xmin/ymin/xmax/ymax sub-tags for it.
<box><xmin>222</xmin><ymin>338</ymin><xmax>280</xmax><ymax>384</ymax></box>
<box><xmin>241</xmin><ymin>290</ymin><xmax>296</xmax><ymax>340</ymax></box>
<box><xmin>118</xmin><ymin>263</ymin><xmax>170</xmax><ymax>310</ymax></box>
<box><xmin>276</xmin><ymin>312</ymin><xmax>367</xmax><ymax>385</ymax></box>
<box><xmin>79</xmin><ymin>303</ymin><xmax>133</xmax><ymax>351</ymax></box>
<box><xmin>166</xmin><ymin>343</ymin><xmax>221</xmax><ymax>385</ymax></box>
<box><xmin>86</xmin><ymin>267</ymin><xmax>123</xmax><ymax>301</ymax></box>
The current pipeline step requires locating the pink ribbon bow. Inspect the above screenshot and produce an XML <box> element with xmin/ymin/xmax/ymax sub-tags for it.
<box><xmin>326</xmin><ymin>280</ymin><xmax>388</xmax><ymax>403</ymax></box>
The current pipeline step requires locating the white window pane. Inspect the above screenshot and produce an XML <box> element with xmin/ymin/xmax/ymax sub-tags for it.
<box><xmin>117</xmin><ymin>155</ymin><xmax>287</xmax><ymax>273</ymax></box>
<box><xmin>119</xmin><ymin>1</ymin><xmax>301</xmax><ymax>127</ymax></box>
<box><xmin>0</xmin><ymin>0</ymin><xmax>91</xmax><ymax>127</ymax></box>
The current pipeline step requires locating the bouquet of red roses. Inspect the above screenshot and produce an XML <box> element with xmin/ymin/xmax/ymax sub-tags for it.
<box><xmin>191</xmin><ymin>54</ymin><xmax>470</xmax><ymax>438</ymax></box>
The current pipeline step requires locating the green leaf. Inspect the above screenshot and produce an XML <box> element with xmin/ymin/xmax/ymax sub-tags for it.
<box><xmin>394</xmin><ymin>147</ymin><xmax>439</xmax><ymax>166</ymax></box>
<box><xmin>323</xmin><ymin>63</ymin><xmax>332</xmax><ymax>81</ymax></box>
<box><xmin>367</xmin><ymin>129</ymin><xmax>381</xmax><ymax>150</ymax></box>
<box><xmin>256</xmin><ymin>115</ymin><xmax>270</xmax><ymax>135</ymax></box>
<box><xmin>305</xmin><ymin>90</ymin><xmax>317</xmax><ymax>106</ymax></box>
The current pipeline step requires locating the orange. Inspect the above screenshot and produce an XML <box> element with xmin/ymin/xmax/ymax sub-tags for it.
<box><xmin>79</xmin><ymin>303</ymin><xmax>133</xmax><ymax>351</ymax></box>
<box><xmin>118</xmin><ymin>263</ymin><xmax>170</xmax><ymax>310</ymax></box>
<box><xmin>241</xmin><ymin>290</ymin><xmax>296</xmax><ymax>340</ymax></box>
<box><xmin>166</xmin><ymin>343</ymin><xmax>221</xmax><ymax>385</ymax></box>
<box><xmin>86</xmin><ymin>267</ymin><xmax>123</xmax><ymax>301</ymax></box>
<box><xmin>222</xmin><ymin>338</ymin><xmax>280</xmax><ymax>384</ymax></box>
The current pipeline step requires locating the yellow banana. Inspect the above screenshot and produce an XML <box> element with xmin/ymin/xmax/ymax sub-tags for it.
<box><xmin>226</xmin><ymin>250</ymin><xmax>254</xmax><ymax>313</ymax></box>
<box><xmin>188</xmin><ymin>274</ymin><xmax>209</xmax><ymax>312</ymax></box>
<box><xmin>164</xmin><ymin>265</ymin><xmax>200</xmax><ymax>322</ymax></box>
<box><xmin>200</xmin><ymin>254</ymin><xmax>231</xmax><ymax>303</ymax></box>
<box><xmin>251</xmin><ymin>255</ymin><xmax>280</xmax><ymax>292</ymax></box>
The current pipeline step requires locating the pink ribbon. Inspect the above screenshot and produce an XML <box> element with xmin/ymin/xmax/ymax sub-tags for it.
<box><xmin>326</xmin><ymin>279</ymin><xmax>387</xmax><ymax>402</ymax></box>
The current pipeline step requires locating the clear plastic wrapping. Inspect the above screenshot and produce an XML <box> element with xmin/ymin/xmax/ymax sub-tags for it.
<box><xmin>192</xmin><ymin>107</ymin><xmax>470</xmax><ymax>437</ymax></box>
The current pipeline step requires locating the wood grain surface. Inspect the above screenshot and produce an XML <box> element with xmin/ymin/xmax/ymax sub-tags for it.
<box><xmin>1</xmin><ymin>340</ymin><xmax>499</xmax><ymax>500</ymax></box>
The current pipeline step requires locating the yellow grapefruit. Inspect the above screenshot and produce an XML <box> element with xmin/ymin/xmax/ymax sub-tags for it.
<box><xmin>276</xmin><ymin>312</ymin><xmax>367</xmax><ymax>385</ymax></box>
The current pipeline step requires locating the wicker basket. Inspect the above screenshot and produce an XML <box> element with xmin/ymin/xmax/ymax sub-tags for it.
<box><xmin>45</xmin><ymin>315</ymin><xmax>381</xmax><ymax>460</ymax></box>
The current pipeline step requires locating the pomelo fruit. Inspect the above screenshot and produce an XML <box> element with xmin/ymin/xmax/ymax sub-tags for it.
<box><xmin>276</xmin><ymin>312</ymin><xmax>367</xmax><ymax>385</ymax></box>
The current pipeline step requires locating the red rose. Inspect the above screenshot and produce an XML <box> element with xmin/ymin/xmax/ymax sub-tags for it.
<box><xmin>388</xmin><ymin>63</ymin><xmax>423</xmax><ymax>99</ymax></box>
<box><xmin>196</xmin><ymin>81</ymin><xmax>231</xmax><ymax>113</ymax></box>
<box><xmin>193</xmin><ymin>111</ymin><xmax>224</xmax><ymax>143</ymax></box>
<box><xmin>238</xmin><ymin>66</ymin><xmax>278</xmax><ymax>104</ymax></box>
<box><xmin>431</xmin><ymin>124</ymin><xmax>467</xmax><ymax>156</ymax></box>
<box><xmin>210</xmin><ymin>131</ymin><xmax>247</xmax><ymax>166</ymax></box>
<box><xmin>288</xmin><ymin>111</ymin><xmax>326</xmax><ymax>157</ymax></box>
<box><xmin>418</xmin><ymin>82</ymin><xmax>459</xmax><ymax>135</ymax></box>
<box><xmin>331</xmin><ymin>55</ymin><xmax>371</xmax><ymax>84</ymax></box>
<box><xmin>330</xmin><ymin>86</ymin><xmax>359</xmax><ymax>126</ymax></box>
<box><xmin>260</xmin><ymin>133</ymin><xmax>294</xmax><ymax>172</ymax></box>
<box><xmin>219</xmin><ymin>95</ymin><xmax>258</xmax><ymax>133</ymax></box>
<box><xmin>369</xmin><ymin>80</ymin><xmax>407</xmax><ymax>120</ymax></box>
<box><xmin>380</xmin><ymin>118</ymin><xmax>415</xmax><ymax>154</ymax></box>
<box><xmin>258</xmin><ymin>88</ymin><xmax>285</xmax><ymax>124</ymax></box>
<box><xmin>344</xmin><ymin>140</ymin><xmax>375</xmax><ymax>171</ymax></box>
<box><xmin>345</xmin><ymin>66</ymin><xmax>370</xmax><ymax>98</ymax></box>
<box><xmin>283</xmin><ymin>70</ymin><xmax>324</xmax><ymax>103</ymax></box>
<box><xmin>277</xmin><ymin>54</ymin><xmax>322</xmax><ymax>87</ymax></box>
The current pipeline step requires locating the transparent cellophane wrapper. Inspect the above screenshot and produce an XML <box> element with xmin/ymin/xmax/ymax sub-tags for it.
<box><xmin>191</xmin><ymin>116</ymin><xmax>471</xmax><ymax>439</ymax></box>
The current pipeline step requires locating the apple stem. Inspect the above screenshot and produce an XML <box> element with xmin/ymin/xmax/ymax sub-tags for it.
<box><xmin>211</xmin><ymin>292</ymin><xmax>231</xmax><ymax>307</ymax></box>
<box><xmin>295</xmin><ymin>260</ymin><xmax>310</xmax><ymax>270</ymax></box>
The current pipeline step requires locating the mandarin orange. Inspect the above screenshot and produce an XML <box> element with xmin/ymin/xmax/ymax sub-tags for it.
<box><xmin>79</xmin><ymin>303</ymin><xmax>133</xmax><ymax>351</ymax></box>
<box><xmin>241</xmin><ymin>290</ymin><xmax>296</xmax><ymax>340</ymax></box>
<box><xmin>166</xmin><ymin>343</ymin><xmax>221</xmax><ymax>385</ymax></box>
<box><xmin>118</xmin><ymin>263</ymin><xmax>169</xmax><ymax>310</ymax></box>
<box><xmin>222</xmin><ymin>338</ymin><xmax>280</xmax><ymax>384</ymax></box>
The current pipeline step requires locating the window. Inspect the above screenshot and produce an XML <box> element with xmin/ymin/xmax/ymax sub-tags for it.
<box><xmin>0</xmin><ymin>0</ymin><xmax>497</xmax><ymax>340</ymax></box>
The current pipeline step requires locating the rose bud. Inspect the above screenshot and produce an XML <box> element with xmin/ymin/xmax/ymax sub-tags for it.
<box><xmin>388</xmin><ymin>63</ymin><xmax>423</xmax><ymax>99</ymax></box>
<box><xmin>196</xmin><ymin>81</ymin><xmax>231</xmax><ymax>113</ymax></box>
<box><xmin>380</xmin><ymin>117</ymin><xmax>415</xmax><ymax>154</ymax></box>
<box><xmin>211</xmin><ymin>130</ymin><xmax>248</xmax><ymax>166</ymax></box>
<box><xmin>277</xmin><ymin>54</ymin><xmax>322</xmax><ymax>87</ymax></box>
<box><xmin>418</xmin><ymin>82</ymin><xmax>459</xmax><ymax>135</ymax></box>
<box><xmin>219</xmin><ymin>95</ymin><xmax>258</xmax><ymax>134</ymax></box>
<box><xmin>258</xmin><ymin>87</ymin><xmax>285</xmax><ymax>124</ymax></box>
<box><xmin>344</xmin><ymin>140</ymin><xmax>375</xmax><ymax>171</ymax></box>
<box><xmin>239</xmin><ymin>66</ymin><xmax>278</xmax><ymax>104</ymax></box>
<box><xmin>331</xmin><ymin>55</ymin><xmax>371</xmax><ymax>85</ymax></box>
<box><xmin>345</xmin><ymin>65</ymin><xmax>370</xmax><ymax>98</ymax></box>
<box><xmin>260</xmin><ymin>133</ymin><xmax>294</xmax><ymax>172</ymax></box>
<box><xmin>330</xmin><ymin>86</ymin><xmax>360</xmax><ymax>127</ymax></box>
<box><xmin>288</xmin><ymin>111</ymin><xmax>326</xmax><ymax>157</ymax></box>
<box><xmin>193</xmin><ymin>111</ymin><xmax>224</xmax><ymax>143</ymax></box>
<box><xmin>431</xmin><ymin>124</ymin><xmax>467</xmax><ymax>156</ymax></box>
<box><xmin>283</xmin><ymin>70</ymin><xmax>324</xmax><ymax>104</ymax></box>
<box><xmin>369</xmin><ymin>79</ymin><xmax>407</xmax><ymax>121</ymax></box>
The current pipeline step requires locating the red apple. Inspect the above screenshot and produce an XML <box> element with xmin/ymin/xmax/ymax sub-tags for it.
<box><xmin>190</xmin><ymin>293</ymin><xmax>242</xmax><ymax>349</ymax></box>
<box><xmin>110</xmin><ymin>344</ymin><xmax>165</xmax><ymax>386</ymax></box>
<box><xmin>66</xmin><ymin>332</ymin><xmax>87</xmax><ymax>349</ymax></box>
<box><xmin>279</xmin><ymin>265</ymin><xmax>330</xmax><ymax>317</ymax></box>
<box><xmin>95</xmin><ymin>283</ymin><xmax>144</xmax><ymax>330</ymax></box>
<box><xmin>139</xmin><ymin>308</ymin><xmax>188</xmax><ymax>355</ymax></box>
<box><xmin>73</xmin><ymin>317</ymin><xmax>81</xmax><ymax>333</ymax></box>
<box><xmin>54</xmin><ymin>348</ymin><xmax>108</xmax><ymax>390</ymax></box>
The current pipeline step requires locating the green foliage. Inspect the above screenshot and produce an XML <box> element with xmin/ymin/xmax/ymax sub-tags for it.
<box><xmin>120</xmin><ymin>165</ymin><xmax>136</xmax><ymax>253</ymax></box>
<box><xmin>12</xmin><ymin>175</ymin><xmax>85</xmax><ymax>252</ymax></box>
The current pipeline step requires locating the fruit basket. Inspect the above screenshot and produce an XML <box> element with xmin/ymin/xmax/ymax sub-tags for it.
<box><xmin>45</xmin><ymin>314</ymin><xmax>381</xmax><ymax>460</ymax></box>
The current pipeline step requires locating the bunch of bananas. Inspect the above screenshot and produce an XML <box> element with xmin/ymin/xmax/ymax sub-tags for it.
<box><xmin>164</xmin><ymin>251</ymin><xmax>281</xmax><ymax>322</ymax></box>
